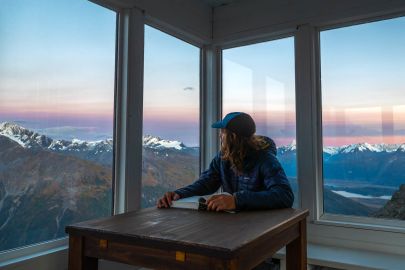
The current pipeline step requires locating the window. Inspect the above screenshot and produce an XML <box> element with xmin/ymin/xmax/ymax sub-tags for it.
<box><xmin>222</xmin><ymin>37</ymin><xmax>298</xmax><ymax>207</ymax></box>
<box><xmin>321</xmin><ymin>16</ymin><xmax>405</xmax><ymax>220</ymax></box>
<box><xmin>0</xmin><ymin>0</ymin><xmax>116</xmax><ymax>252</ymax></box>
<box><xmin>142</xmin><ymin>26</ymin><xmax>200</xmax><ymax>208</ymax></box>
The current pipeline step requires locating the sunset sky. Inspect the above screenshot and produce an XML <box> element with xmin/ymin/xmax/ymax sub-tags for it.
<box><xmin>321</xmin><ymin>17</ymin><xmax>405</xmax><ymax>146</ymax></box>
<box><xmin>0</xmin><ymin>0</ymin><xmax>404</xmax><ymax>146</ymax></box>
<box><xmin>0</xmin><ymin>0</ymin><xmax>116</xmax><ymax>140</ymax></box>
<box><xmin>143</xmin><ymin>25</ymin><xmax>200</xmax><ymax>146</ymax></box>
<box><xmin>223</xmin><ymin>37</ymin><xmax>296</xmax><ymax>146</ymax></box>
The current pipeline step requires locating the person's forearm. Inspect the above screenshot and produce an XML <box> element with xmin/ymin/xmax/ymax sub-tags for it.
<box><xmin>174</xmin><ymin>179</ymin><xmax>220</xmax><ymax>198</ymax></box>
<box><xmin>233</xmin><ymin>185</ymin><xmax>294</xmax><ymax>210</ymax></box>
<box><xmin>175</xmin><ymin>153</ymin><xmax>222</xmax><ymax>198</ymax></box>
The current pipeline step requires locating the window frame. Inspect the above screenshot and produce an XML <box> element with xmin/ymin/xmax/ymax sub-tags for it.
<box><xmin>0</xmin><ymin>5</ymin><xmax>119</xmax><ymax>265</ymax></box>
<box><xmin>142</xmin><ymin>12</ymin><xmax>214</xmax><ymax>174</ymax></box>
<box><xmin>314</xmin><ymin>13</ymin><xmax>405</xmax><ymax>233</ymax></box>
<box><xmin>114</xmin><ymin>8</ymin><xmax>208</xmax><ymax>214</ymax></box>
<box><xmin>219</xmin><ymin>31</ymin><xmax>300</xmax><ymax>206</ymax></box>
<box><xmin>0</xmin><ymin>238</ymin><xmax>68</xmax><ymax>267</ymax></box>
<box><xmin>294</xmin><ymin>14</ymin><xmax>405</xmax><ymax>255</ymax></box>
<box><xmin>1</xmin><ymin>3</ymin><xmax>209</xmax><ymax>266</ymax></box>
<box><xmin>140</xmin><ymin>22</ymin><xmax>204</xmax><ymax>199</ymax></box>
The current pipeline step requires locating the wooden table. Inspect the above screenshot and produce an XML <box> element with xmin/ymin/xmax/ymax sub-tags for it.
<box><xmin>66</xmin><ymin>207</ymin><xmax>309</xmax><ymax>270</ymax></box>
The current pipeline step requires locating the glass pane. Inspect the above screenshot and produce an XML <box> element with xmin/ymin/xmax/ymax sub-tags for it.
<box><xmin>142</xmin><ymin>26</ymin><xmax>200</xmax><ymax>208</ymax></box>
<box><xmin>0</xmin><ymin>0</ymin><xmax>116</xmax><ymax>251</ymax></box>
<box><xmin>222</xmin><ymin>37</ymin><xmax>298</xmax><ymax>208</ymax></box>
<box><xmin>321</xmin><ymin>17</ymin><xmax>405</xmax><ymax>219</ymax></box>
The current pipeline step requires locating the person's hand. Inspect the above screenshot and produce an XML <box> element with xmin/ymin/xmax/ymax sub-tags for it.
<box><xmin>206</xmin><ymin>194</ymin><xmax>236</xmax><ymax>211</ymax></box>
<box><xmin>157</xmin><ymin>192</ymin><xmax>181</xmax><ymax>208</ymax></box>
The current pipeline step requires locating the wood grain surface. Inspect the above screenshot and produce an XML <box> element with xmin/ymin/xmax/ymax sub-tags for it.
<box><xmin>66</xmin><ymin>207</ymin><xmax>308</xmax><ymax>259</ymax></box>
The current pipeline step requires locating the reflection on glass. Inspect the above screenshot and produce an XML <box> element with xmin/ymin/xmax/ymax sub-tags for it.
<box><xmin>321</xmin><ymin>16</ymin><xmax>405</xmax><ymax>220</ymax></box>
<box><xmin>222</xmin><ymin>37</ymin><xmax>298</xmax><ymax>207</ymax></box>
<box><xmin>142</xmin><ymin>26</ymin><xmax>200</xmax><ymax>208</ymax></box>
<box><xmin>0</xmin><ymin>0</ymin><xmax>115</xmax><ymax>251</ymax></box>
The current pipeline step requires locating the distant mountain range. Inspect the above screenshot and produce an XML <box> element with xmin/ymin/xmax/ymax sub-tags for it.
<box><xmin>276</xmin><ymin>140</ymin><xmax>405</xmax><ymax>188</ymax></box>
<box><xmin>1</xmin><ymin>122</ymin><xmax>192</xmax><ymax>151</ymax></box>
<box><xmin>0</xmin><ymin>122</ymin><xmax>199</xmax><ymax>251</ymax></box>
<box><xmin>2</xmin><ymin>121</ymin><xmax>405</xmax><ymax>190</ymax></box>
<box><xmin>0</xmin><ymin>122</ymin><xmax>198</xmax><ymax>167</ymax></box>
<box><xmin>0</xmin><ymin>134</ymin><xmax>112</xmax><ymax>251</ymax></box>
<box><xmin>2</xmin><ymin>121</ymin><xmax>404</xmax><ymax>158</ymax></box>
<box><xmin>1</xmin><ymin>122</ymin><xmax>405</xmax><ymax>251</ymax></box>
<box><xmin>2</xmin><ymin>121</ymin><xmax>405</xmax><ymax>191</ymax></box>
<box><xmin>277</xmin><ymin>140</ymin><xmax>405</xmax><ymax>156</ymax></box>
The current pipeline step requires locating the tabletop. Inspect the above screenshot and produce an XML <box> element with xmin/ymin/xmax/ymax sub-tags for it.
<box><xmin>66</xmin><ymin>207</ymin><xmax>309</xmax><ymax>259</ymax></box>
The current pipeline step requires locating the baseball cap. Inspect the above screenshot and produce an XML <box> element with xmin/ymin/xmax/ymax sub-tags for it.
<box><xmin>211</xmin><ymin>112</ymin><xmax>256</xmax><ymax>137</ymax></box>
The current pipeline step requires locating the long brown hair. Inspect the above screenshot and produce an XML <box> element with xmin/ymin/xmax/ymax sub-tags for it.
<box><xmin>220</xmin><ymin>129</ymin><xmax>269</xmax><ymax>175</ymax></box>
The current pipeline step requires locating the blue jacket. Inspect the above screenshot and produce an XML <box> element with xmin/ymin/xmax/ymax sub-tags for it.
<box><xmin>174</xmin><ymin>136</ymin><xmax>294</xmax><ymax>210</ymax></box>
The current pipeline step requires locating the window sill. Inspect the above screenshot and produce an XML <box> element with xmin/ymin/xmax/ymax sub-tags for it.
<box><xmin>307</xmin><ymin>220</ymin><xmax>405</xmax><ymax>258</ymax></box>
<box><xmin>0</xmin><ymin>238</ymin><xmax>68</xmax><ymax>268</ymax></box>
<box><xmin>316</xmin><ymin>213</ymin><xmax>405</xmax><ymax>234</ymax></box>
<box><xmin>274</xmin><ymin>243</ymin><xmax>405</xmax><ymax>270</ymax></box>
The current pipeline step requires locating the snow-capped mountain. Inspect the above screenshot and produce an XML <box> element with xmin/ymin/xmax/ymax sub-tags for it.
<box><xmin>0</xmin><ymin>122</ymin><xmax>113</xmax><ymax>153</ymax></box>
<box><xmin>374</xmin><ymin>143</ymin><xmax>401</xmax><ymax>153</ymax></box>
<box><xmin>323</xmin><ymin>146</ymin><xmax>339</xmax><ymax>155</ymax></box>
<box><xmin>397</xmin><ymin>144</ymin><xmax>405</xmax><ymax>152</ymax></box>
<box><xmin>277</xmin><ymin>140</ymin><xmax>405</xmax><ymax>156</ymax></box>
<box><xmin>0</xmin><ymin>122</ymin><xmax>189</xmax><ymax>153</ymax></box>
<box><xmin>0</xmin><ymin>122</ymin><xmax>52</xmax><ymax>149</ymax></box>
<box><xmin>334</xmin><ymin>142</ymin><xmax>405</xmax><ymax>155</ymax></box>
<box><xmin>48</xmin><ymin>138</ymin><xmax>113</xmax><ymax>153</ymax></box>
<box><xmin>2</xmin><ymin>122</ymin><xmax>404</xmax><ymax>156</ymax></box>
<box><xmin>340</xmin><ymin>142</ymin><xmax>382</xmax><ymax>154</ymax></box>
<box><xmin>278</xmin><ymin>140</ymin><xmax>296</xmax><ymax>155</ymax></box>
<box><xmin>143</xmin><ymin>135</ymin><xmax>186</xmax><ymax>150</ymax></box>
<box><xmin>0</xmin><ymin>124</ymin><xmax>199</xmax><ymax>252</ymax></box>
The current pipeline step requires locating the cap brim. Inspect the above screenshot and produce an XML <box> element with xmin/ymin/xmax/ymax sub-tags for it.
<box><xmin>211</xmin><ymin>121</ymin><xmax>224</xmax><ymax>128</ymax></box>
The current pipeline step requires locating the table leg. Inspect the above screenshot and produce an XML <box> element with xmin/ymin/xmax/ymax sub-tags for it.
<box><xmin>286</xmin><ymin>220</ymin><xmax>307</xmax><ymax>270</ymax></box>
<box><xmin>69</xmin><ymin>235</ymin><xmax>98</xmax><ymax>270</ymax></box>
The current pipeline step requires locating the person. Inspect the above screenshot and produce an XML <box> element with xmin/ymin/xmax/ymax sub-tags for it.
<box><xmin>156</xmin><ymin>112</ymin><xmax>294</xmax><ymax>211</ymax></box>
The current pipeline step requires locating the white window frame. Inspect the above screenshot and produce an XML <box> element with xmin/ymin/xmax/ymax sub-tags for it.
<box><xmin>0</xmin><ymin>3</ymin><xmax>120</xmax><ymax>267</ymax></box>
<box><xmin>0</xmin><ymin>238</ymin><xmax>68</xmax><ymax>268</ymax></box>
<box><xmin>212</xmin><ymin>8</ymin><xmax>405</xmax><ymax>255</ymax></box>
<box><xmin>142</xmin><ymin>21</ymin><xmax>205</xmax><ymax>176</ymax></box>
<box><xmin>1</xmin><ymin>1</ymin><xmax>210</xmax><ymax>267</ymax></box>
<box><xmin>218</xmin><ymin>32</ymin><xmax>301</xmax><ymax>206</ymax></box>
<box><xmin>314</xmin><ymin>14</ymin><xmax>405</xmax><ymax>232</ymax></box>
<box><xmin>111</xmin><ymin>1</ymin><xmax>211</xmax><ymax>215</ymax></box>
<box><xmin>301</xmin><ymin>13</ymin><xmax>405</xmax><ymax>255</ymax></box>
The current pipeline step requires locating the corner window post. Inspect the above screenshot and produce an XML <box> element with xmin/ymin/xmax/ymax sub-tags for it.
<box><xmin>115</xmin><ymin>7</ymin><xmax>144</xmax><ymax>213</ymax></box>
<box><xmin>201</xmin><ymin>45</ymin><xmax>222</xmax><ymax>170</ymax></box>
<box><xmin>295</xmin><ymin>24</ymin><xmax>323</xmax><ymax>221</ymax></box>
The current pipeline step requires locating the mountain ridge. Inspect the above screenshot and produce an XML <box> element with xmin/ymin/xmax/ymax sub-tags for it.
<box><xmin>0</xmin><ymin>135</ymin><xmax>112</xmax><ymax>250</ymax></box>
<box><xmin>3</xmin><ymin>122</ymin><xmax>405</xmax><ymax>154</ymax></box>
<box><xmin>0</xmin><ymin>122</ymin><xmax>191</xmax><ymax>153</ymax></box>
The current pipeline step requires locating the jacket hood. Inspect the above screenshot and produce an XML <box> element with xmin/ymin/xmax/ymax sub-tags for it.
<box><xmin>242</xmin><ymin>135</ymin><xmax>277</xmax><ymax>172</ymax></box>
<box><xmin>218</xmin><ymin>135</ymin><xmax>278</xmax><ymax>173</ymax></box>
<box><xmin>255</xmin><ymin>135</ymin><xmax>277</xmax><ymax>156</ymax></box>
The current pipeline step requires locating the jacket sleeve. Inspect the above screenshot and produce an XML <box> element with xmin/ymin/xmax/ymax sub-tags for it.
<box><xmin>174</xmin><ymin>153</ymin><xmax>222</xmax><ymax>198</ymax></box>
<box><xmin>233</xmin><ymin>154</ymin><xmax>294</xmax><ymax>210</ymax></box>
